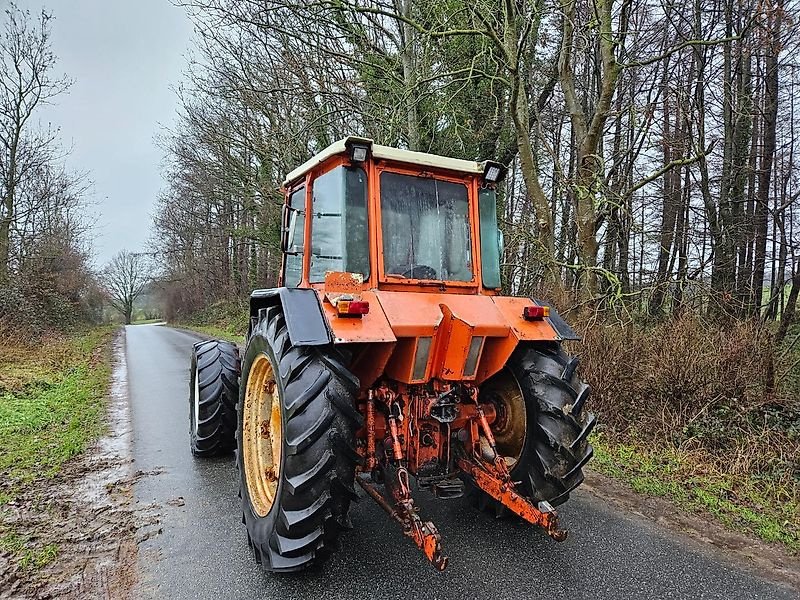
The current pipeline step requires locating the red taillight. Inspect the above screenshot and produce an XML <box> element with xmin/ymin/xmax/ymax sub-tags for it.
<box><xmin>337</xmin><ymin>300</ymin><xmax>370</xmax><ymax>317</ymax></box>
<box><xmin>523</xmin><ymin>305</ymin><xmax>550</xmax><ymax>321</ymax></box>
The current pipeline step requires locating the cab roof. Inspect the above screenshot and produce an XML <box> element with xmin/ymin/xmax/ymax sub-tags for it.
<box><xmin>282</xmin><ymin>136</ymin><xmax>486</xmax><ymax>187</ymax></box>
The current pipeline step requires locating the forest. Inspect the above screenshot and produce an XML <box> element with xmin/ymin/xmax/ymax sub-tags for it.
<box><xmin>152</xmin><ymin>0</ymin><xmax>799</xmax><ymax>550</ymax></box>
<box><xmin>156</xmin><ymin>0</ymin><xmax>795</xmax><ymax>320</ymax></box>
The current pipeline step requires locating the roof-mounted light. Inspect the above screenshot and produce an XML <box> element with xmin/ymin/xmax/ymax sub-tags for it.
<box><xmin>482</xmin><ymin>161</ymin><xmax>507</xmax><ymax>184</ymax></box>
<box><xmin>345</xmin><ymin>138</ymin><xmax>372</xmax><ymax>163</ymax></box>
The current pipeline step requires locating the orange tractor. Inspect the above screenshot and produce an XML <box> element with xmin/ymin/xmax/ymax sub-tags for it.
<box><xmin>188</xmin><ymin>137</ymin><xmax>595</xmax><ymax>572</ymax></box>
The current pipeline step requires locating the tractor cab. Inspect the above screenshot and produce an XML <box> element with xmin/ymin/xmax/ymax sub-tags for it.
<box><xmin>280</xmin><ymin>137</ymin><xmax>506</xmax><ymax>293</ymax></box>
<box><xmin>274</xmin><ymin>136</ymin><xmax>576</xmax><ymax>388</ymax></box>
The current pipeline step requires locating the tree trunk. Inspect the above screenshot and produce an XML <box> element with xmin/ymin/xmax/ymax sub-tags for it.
<box><xmin>751</xmin><ymin>0</ymin><xmax>782</xmax><ymax>317</ymax></box>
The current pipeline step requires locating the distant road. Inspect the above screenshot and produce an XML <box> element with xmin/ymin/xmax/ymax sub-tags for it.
<box><xmin>125</xmin><ymin>323</ymin><xmax>795</xmax><ymax>600</ymax></box>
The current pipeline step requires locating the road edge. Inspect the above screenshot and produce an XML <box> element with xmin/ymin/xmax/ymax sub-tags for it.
<box><xmin>582</xmin><ymin>468</ymin><xmax>800</xmax><ymax>593</ymax></box>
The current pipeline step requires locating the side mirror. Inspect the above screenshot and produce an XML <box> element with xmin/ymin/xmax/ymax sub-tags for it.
<box><xmin>281</xmin><ymin>204</ymin><xmax>298</xmax><ymax>253</ymax></box>
<box><xmin>497</xmin><ymin>228</ymin><xmax>505</xmax><ymax>259</ymax></box>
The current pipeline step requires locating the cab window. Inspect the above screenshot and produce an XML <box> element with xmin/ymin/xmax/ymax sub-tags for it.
<box><xmin>309</xmin><ymin>166</ymin><xmax>369</xmax><ymax>282</ymax></box>
<box><xmin>479</xmin><ymin>188</ymin><xmax>502</xmax><ymax>289</ymax></box>
<box><xmin>380</xmin><ymin>172</ymin><xmax>473</xmax><ymax>282</ymax></box>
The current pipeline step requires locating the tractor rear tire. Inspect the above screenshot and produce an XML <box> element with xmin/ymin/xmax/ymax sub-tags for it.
<box><xmin>475</xmin><ymin>343</ymin><xmax>595</xmax><ymax>509</ymax></box>
<box><xmin>237</xmin><ymin>307</ymin><xmax>361</xmax><ymax>572</ymax></box>
<box><xmin>189</xmin><ymin>339</ymin><xmax>240</xmax><ymax>457</ymax></box>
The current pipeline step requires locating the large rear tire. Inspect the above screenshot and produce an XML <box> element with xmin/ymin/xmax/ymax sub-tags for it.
<box><xmin>189</xmin><ymin>339</ymin><xmax>240</xmax><ymax>457</ymax></box>
<box><xmin>475</xmin><ymin>343</ymin><xmax>595</xmax><ymax>508</ymax></box>
<box><xmin>237</xmin><ymin>306</ymin><xmax>361</xmax><ymax>572</ymax></box>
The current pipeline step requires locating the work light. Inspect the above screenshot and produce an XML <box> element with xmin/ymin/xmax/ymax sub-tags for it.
<box><xmin>347</xmin><ymin>140</ymin><xmax>370</xmax><ymax>163</ymax></box>
<box><xmin>482</xmin><ymin>161</ymin><xmax>507</xmax><ymax>184</ymax></box>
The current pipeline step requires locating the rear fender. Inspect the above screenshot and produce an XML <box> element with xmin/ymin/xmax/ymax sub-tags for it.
<box><xmin>534</xmin><ymin>299</ymin><xmax>581</xmax><ymax>341</ymax></box>
<box><xmin>249</xmin><ymin>288</ymin><xmax>332</xmax><ymax>346</ymax></box>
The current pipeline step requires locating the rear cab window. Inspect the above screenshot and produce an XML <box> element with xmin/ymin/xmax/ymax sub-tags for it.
<box><xmin>379</xmin><ymin>171</ymin><xmax>473</xmax><ymax>282</ymax></box>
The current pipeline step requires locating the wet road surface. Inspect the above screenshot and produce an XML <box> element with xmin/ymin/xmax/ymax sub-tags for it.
<box><xmin>126</xmin><ymin>324</ymin><xmax>795</xmax><ymax>600</ymax></box>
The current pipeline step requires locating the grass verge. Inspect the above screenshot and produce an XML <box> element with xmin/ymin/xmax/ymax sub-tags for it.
<box><xmin>0</xmin><ymin>325</ymin><xmax>115</xmax><ymax>570</ymax></box>
<box><xmin>175</xmin><ymin>323</ymin><xmax>244</xmax><ymax>345</ymax></box>
<box><xmin>590</xmin><ymin>431</ymin><xmax>800</xmax><ymax>553</ymax></box>
<box><xmin>173</xmin><ymin>298</ymin><xmax>248</xmax><ymax>344</ymax></box>
<box><xmin>131</xmin><ymin>318</ymin><xmax>164</xmax><ymax>325</ymax></box>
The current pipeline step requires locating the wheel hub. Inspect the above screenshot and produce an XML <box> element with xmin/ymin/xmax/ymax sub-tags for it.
<box><xmin>482</xmin><ymin>370</ymin><xmax>526</xmax><ymax>462</ymax></box>
<box><xmin>243</xmin><ymin>353</ymin><xmax>282</xmax><ymax>517</ymax></box>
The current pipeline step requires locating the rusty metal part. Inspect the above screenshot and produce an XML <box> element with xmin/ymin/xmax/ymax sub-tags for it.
<box><xmin>374</xmin><ymin>384</ymin><xmax>395</xmax><ymax>404</ymax></box>
<box><xmin>459</xmin><ymin>457</ymin><xmax>567</xmax><ymax>541</ymax></box>
<box><xmin>323</xmin><ymin>270</ymin><xmax>363</xmax><ymax>299</ymax></box>
<box><xmin>356</xmin><ymin>397</ymin><xmax>494</xmax><ymax>444</ymax></box>
<box><xmin>387</xmin><ymin>405</ymin><xmax>404</xmax><ymax>462</ymax></box>
<box><xmin>357</xmin><ymin>474</ymin><xmax>400</xmax><ymax>521</ymax></box>
<box><xmin>475</xmin><ymin>402</ymin><xmax>512</xmax><ymax>481</ymax></box>
<box><xmin>242</xmin><ymin>353</ymin><xmax>282</xmax><ymax>517</ymax></box>
<box><xmin>389</xmin><ymin>466</ymin><xmax>448</xmax><ymax>570</ymax></box>
<box><xmin>466</xmin><ymin>384</ymin><xmax>511</xmax><ymax>481</ymax></box>
<box><xmin>480</xmin><ymin>369</ymin><xmax>527</xmax><ymax>461</ymax></box>
<box><xmin>354</xmin><ymin>378</ymin><xmax>567</xmax><ymax>570</ymax></box>
<box><xmin>357</xmin><ymin>474</ymin><xmax>448</xmax><ymax>571</ymax></box>
<box><xmin>358</xmin><ymin>383</ymin><xmax>449</xmax><ymax>571</ymax></box>
<box><xmin>366</xmin><ymin>390</ymin><xmax>377</xmax><ymax>470</ymax></box>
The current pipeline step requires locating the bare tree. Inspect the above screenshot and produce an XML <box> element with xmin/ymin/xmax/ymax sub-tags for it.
<box><xmin>0</xmin><ymin>4</ymin><xmax>70</xmax><ymax>283</ymax></box>
<box><xmin>103</xmin><ymin>251</ymin><xmax>151</xmax><ymax>324</ymax></box>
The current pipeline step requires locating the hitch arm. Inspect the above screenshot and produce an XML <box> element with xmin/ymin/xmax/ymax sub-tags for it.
<box><xmin>357</xmin><ymin>474</ymin><xmax>448</xmax><ymax>570</ymax></box>
<box><xmin>458</xmin><ymin>458</ymin><xmax>568</xmax><ymax>542</ymax></box>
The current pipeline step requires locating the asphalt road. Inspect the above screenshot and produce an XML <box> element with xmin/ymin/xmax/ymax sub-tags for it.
<box><xmin>127</xmin><ymin>324</ymin><xmax>794</xmax><ymax>600</ymax></box>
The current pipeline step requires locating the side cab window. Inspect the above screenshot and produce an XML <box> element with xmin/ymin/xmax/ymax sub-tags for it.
<box><xmin>283</xmin><ymin>187</ymin><xmax>305</xmax><ymax>287</ymax></box>
<box><xmin>309</xmin><ymin>166</ymin><xmax>369</xmax><ymax>282</ymax></box>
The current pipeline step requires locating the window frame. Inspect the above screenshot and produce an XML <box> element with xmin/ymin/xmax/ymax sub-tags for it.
<box><xmin>375</xmin><ymin>164</ymin><xmax>479</xmax><ymax>288</ymax></box>
<box><xmin>281</xmin><ymin>185</ymin><xmax>307</xmax><ymax>288</ymax></box>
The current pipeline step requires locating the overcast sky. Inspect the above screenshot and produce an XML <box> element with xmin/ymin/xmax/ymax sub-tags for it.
<box><xmin>18</xmin><ymin>0</ymin><xmax>193</xmax><ymax>266</ymax></box>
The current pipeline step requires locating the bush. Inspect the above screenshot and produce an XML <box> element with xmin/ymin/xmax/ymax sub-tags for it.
<box><xmin>180</xmin><ymin>297</ymin><xmax>250</xmax><ymax>337</ymax></box>
<box><xmin>579</xmin><ymin>316</ymin><xmax>799</xmax><ymax>478</ymax></box>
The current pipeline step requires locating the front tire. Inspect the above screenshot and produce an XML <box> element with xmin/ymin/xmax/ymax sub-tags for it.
<box><xmin>237</xmin><ymin>307</ymin><xmax>361</xmax><ymax>572</ymax></box>
<box><xmin>189</xmin><ymin>340</ymin><xmax>239</xmax><ymax>457</ymax></box>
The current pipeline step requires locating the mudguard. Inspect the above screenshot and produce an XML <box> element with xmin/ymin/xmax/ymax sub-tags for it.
<box><xmin>249</xmin><ymin>288</ymin><xmax>332</xmax><ymax>346</ymax></box>
<box><xmin>534</xmin><ymin>299</ymin><xmax>581</xmax><ymax>341</ymax></box>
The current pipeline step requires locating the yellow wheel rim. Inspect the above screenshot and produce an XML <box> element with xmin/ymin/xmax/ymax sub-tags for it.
<box><xmin>243</xmin><ymin>353</ymin><xmax>282</xmax><ymax>517</ymax></box>
<box><xmin>483</xmin><ymin>370</ymin><xmax>527</xmax><ymax>462</ymax></box>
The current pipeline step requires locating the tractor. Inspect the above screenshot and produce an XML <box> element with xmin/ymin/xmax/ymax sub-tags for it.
<box><xmin>188</xmin><ymin>137</ymin><xmax>595</xmax><ymax>572</ymax></box>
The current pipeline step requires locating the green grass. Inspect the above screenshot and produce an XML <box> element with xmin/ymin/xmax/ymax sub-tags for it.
<box><xmin>0</xmin><ymin>327</ymin><xmax>114</xmax><ymax>496</ymax></box>
<box><xmin>173</xmin><ymin>298</ymin><xmax>248</xmax><ymax>344</ymax></box>
<box><xmin>591</xmin><ymin>432</ymin><xmax>800</xmax><ymax>553</ymax></box>
<box><xmin>131</xmin><ymin>318</ymin><xmax>164</xmax><ymax>325</ymax></box>
<box><xmin>176</xmin><ymin>323</ymin><xmax>245</xmax><ymax>344</ymax></box>
<box><xmin>0</xmin><ymin>531</ymin><xmax>59</xmax><ymax>571</ymax></box>
<box><xmin>0</xmin><ymin>327</ymin><xmax>113</xmax><ymax>492</ymax></box>
<box><xmin>0</xmin><ymin>326</ymin><xmax>114</xmax><ymax>572</ymax></box>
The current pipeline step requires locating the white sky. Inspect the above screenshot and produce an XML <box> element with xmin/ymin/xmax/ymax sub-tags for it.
<box><xmin>15</xmin><ymin>0</ymin><xmax>193</xmax><ymax>266</ymax></box>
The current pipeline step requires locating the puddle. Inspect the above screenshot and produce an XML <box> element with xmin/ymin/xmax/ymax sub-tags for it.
<box><xmin>74</xmin><ymin>332</ymin><xmax>134</xmax><ymax>507</ymax></box>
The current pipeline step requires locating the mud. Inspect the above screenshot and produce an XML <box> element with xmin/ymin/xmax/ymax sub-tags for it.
<box><xmin>0</xmin><ymin>330</ymin><xmax>141</xmax><ymax>599</ymax></box>
<box><xmin>582</xmin><ymin>469</ymin><xmax>800</xmax><ymax>593</ymax></box>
